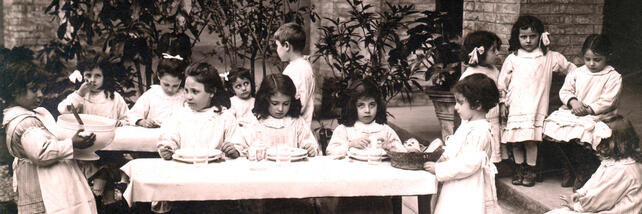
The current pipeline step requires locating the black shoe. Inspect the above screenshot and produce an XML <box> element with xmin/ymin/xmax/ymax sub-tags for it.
<box><xmin>560</xmin><ymin>165</ymin><xmax>575</xmax><ymax>188</ymax></box>
<box><xmin>511</xmin><ymin>163</ymin><xmax>523</xmax><ymax>185</ymax></box>
<box><xmin>522</xmin><ymin>165</ymin><xmax>536</xmax><ymax>187</ymax></box>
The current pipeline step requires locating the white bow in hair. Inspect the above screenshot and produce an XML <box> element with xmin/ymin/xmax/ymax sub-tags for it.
<box><xmin>468</xmin><ymin>46</ymin><xmax>485</xmax><ymax>65</ymax></box>
<box><xmin>541</xmin><ymin>32</ymin><xmax>551</xmax><ymax>47</ymax></box>
<box><xmin>162</xmin><ymin>53</ymin><xmax>183</xmax><ymax>61</ymax></box>
<box><xmin>69</xmin><ymin>70</ymin><xmax>83</xmax><ymax>83</ymax></box>
<box><xmin>219</xmin><ymin>72</ymin><xmax>229</xmax><ymax>81</ymax></box>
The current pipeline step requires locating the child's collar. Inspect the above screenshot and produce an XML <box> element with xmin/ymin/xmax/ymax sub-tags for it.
<box><xmin>517</xmin><ymin>48</ymin><xmax>543</xmax><ymax>58</ymax></box>
<box><xmin>602</xmin><ymin>157</ymin><xmax>637</xmax><ymax>166</ymax></box>
<box><xmin>353</xmin><ymin>121</ymin><xmax>384</xmax><ymax>133</ymax></box>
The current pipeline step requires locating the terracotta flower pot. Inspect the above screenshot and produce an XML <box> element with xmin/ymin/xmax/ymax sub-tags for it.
<box><xmin>425</xmin><ymin>89</ymin><xmax>461</xmax><ymax>140</ymax></box>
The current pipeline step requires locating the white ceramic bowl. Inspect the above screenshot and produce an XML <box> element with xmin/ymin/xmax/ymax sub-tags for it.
<box><xmin>57</xmin><ymin>114</ymin><xmax>116</xmax><ymax>160</ymax></box>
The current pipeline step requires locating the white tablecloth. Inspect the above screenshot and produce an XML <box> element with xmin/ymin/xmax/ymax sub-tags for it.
<box><xmin>120</xmin><ymin>157</ymin><xmax>437</xmax><ymax>205</ymax></box>
<box><xmin>102</xmin><ymin>126</ymin><xmax>161</xmax><ymax>152</ymax></box>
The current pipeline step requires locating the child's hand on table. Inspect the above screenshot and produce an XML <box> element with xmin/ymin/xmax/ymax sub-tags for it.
<box><xmin>158</xmin><ymin>145</ymin><xmax>174</xmax><ymax>160</ymax></box>
<box><xmin>220</xmin><ymin>141</ymin><xmax>239</xmax><ymax>159</ymax></box>
<box><xmin>349</xmin><ymin>137</ymin><xmax>370</xmax><ymax>149</ymax></box>
<box><xmin>302</xmin><ymin>143</ymin><xmax>317</xmax><ymax>157</ymax></box>
<box><xmin>424</xmin><ymin>161</ymin><xmax>436</xmax><ymax>174</ymax></box>
<box><xmin>136</xmin><ymin>119</ymin><xmax>161</xmax><ymax>128</ymax></box>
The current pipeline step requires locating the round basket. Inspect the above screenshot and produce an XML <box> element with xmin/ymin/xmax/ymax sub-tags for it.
<box><xmin>386</xmin><ymin>148</ymin><xmax>444</xmax><ymax>170</ymax></box>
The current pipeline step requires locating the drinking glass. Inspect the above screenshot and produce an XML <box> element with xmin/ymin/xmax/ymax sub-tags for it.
<box><xmin>275</xmin><ymin>142</ymin><xmax>291</xmax><ymax>166</ymax></box>
<box><xmin>367</xmin><ymin>148</ymin><xmax>382</xmax><ymax>165</ymax></box>
<box><xmin>192</xmin><ymin>143</ymin><xmax>209</xmax><ymax>167</ymax></box>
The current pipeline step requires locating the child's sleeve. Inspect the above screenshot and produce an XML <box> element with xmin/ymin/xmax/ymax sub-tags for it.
<box><xmin>16</xmin><ymin>117</ymin><xmax>74</xmax><ymax>167</ymax></box>
<box><xmin>559</xmin><ymin>69</ymin><xmax>578</xmax><ymax>106</ymax></box>
<box><xmin>588</xmin><ymin>73</ymin><xmax>622</xmax><ymax>115</ymax></box>
<box><xmin>573</xmin><ymin>166</ymin><xmax>638</xmax><ymax>213</ymax></box>
<box><xmin>222</xmin><ymin>112</ymin><xmax>245</xmax><ymax>154</ymax></box>
<box><xmin>434</xmin><ymin>129</ymin><xmax>490</xmax><ymax>182</ymax></box>
<box><xmin>57</xmin><ymin>92</ymin><xmax>85</xmax><ymax>114</ymax></box>
<box><xmin>498</xmin><ymin>56</ymin><xmax>514</xmax><ymax>106</ymax></box>
<box><xmin>158</xmin><ymin>112</ymin><xmax>181</xmax><ymax>150</ymax></box>
<box><xmin>114</xmin><ymin>93</ymin><xmax>130</xmax><ymax>125</ymax></box>
<box><xmin>296</xmin><ymin>118</ymin><xmax>319</xmax><ymax>156</ymax></box>
<box><xmin>384</xmin><ymin>125</ymin><xmax>404</xmax><ymax>150</ymax></box>
<box><xmin>326</xmin><ymin>125</ymin><xmax>348</xmax><ymax>156</ymax></box>
<box><xmin>553</xmin><ymin>52</ymin><xmax>577</xmax><ymax>75</ymax></box>
<box><xmin>127</xmin><ymin>91</ymin><xmax>151</xmax><ymax>125</ymax></box>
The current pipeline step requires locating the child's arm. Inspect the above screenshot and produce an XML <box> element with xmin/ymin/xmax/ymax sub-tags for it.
<box><xmin>572</xmin><ymin>166</ymin><xmax>637</xmax><ymax>213</ymax></box>
<box><xmin>552</xmin><ymin>52</ymin><xmax>577</xmax><ymax>75</ymax></box>
<box><xmin>498</xmin><ymin>56</ymin><xmax>514</xmax><ymax>119</ymax></box>
<box><xmin>559</xmin><ymin>69</ymin><xmax>578</xmax><ymax>108</ymax></box>
<box><xmin>14</xmin><ymin>117</ymin><xmax>75</xmax><ymax>166</ymax></box>
<box><xmin>127</xmin><ymin>90</ymin><xmax>151</xmax><ymax>127</ymax></box>
<box><xmin>113</xmin><ymin>92</ymin><xmax>130</xmax><ymax>126</ymax></box>
<box><xmin>434</xmin><ymin>130</ymin><xmax>490</xmax><ymax>182</ymax></box>
<box><xmin>57</xmin><ymin>91</ymin><xmax>86</xmax><ymax>114</ymax></box>
<box><xmin>383</xmin><ymin>125</ymin><xmax>405</xmax><ymax>151</ymax></box>
<box><xmin>326</xmin><ymin>125</ymin><xmax>349</xmax><ymax>156</ymax></box>
<box><xmin>221</xmin><ymin>112</ymin><xmax>241</xmax><ymax>158</ymax></box>
<box><xmin>157</xmin><ymin>112</ymin><xmax>181</xmax><ymax>159</ymax></box>
<box><xmin>295</xmin><ymin>118</ymin><xmax>319</xmax><ymax>156</ymax></box>
<box><xmin>587</xmin><ymin>73</ymin><xmax>622</xmax><ymax>115</ymax></box>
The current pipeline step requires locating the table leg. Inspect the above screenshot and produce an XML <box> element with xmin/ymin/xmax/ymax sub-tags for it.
<box><xmin>392</xmin><ymin>196</ymin><xmax>401</xmax><ymax>214</ymax></box>
<box><xmin>417</xmin><ymin>195</ymin><xmax>432</xmax><ymax>214</ymax></box>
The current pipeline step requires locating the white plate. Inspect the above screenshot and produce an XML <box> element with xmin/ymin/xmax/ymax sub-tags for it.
<box><xmin>266</xmin><ymin>148</ymin><xmax>308</xmax><ymax>158</ymax></box>
<box><xmin>348</xmin><ymin>148</ymin><xmax>387</xmax><ymax>161</ymax></box>
<box><xmin>174</xmin><ymin>148</ymin><xmax>222</xmax><ymax>159</ymax></box>
<box><xmin>172</xmin><ymin>153</ymin><xmax>221</xmax><ymax>163</ymax></box>
<box><xmin>266</xmin><ymin>154</ymin><xmax>307</xmax><ymax>161</ymax></box>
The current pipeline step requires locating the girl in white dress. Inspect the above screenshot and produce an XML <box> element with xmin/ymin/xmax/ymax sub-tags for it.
<box><xmin>547</xmin><ymin>116</ymin><xmax>642</xmax><ymax>214</ymax></box>
<box><xmin>424</xmin><ymin>74</ymin><xmax>500</xmax><ymax>214</ymax></box>
<box><xmin>128</xmin><ymin>54</ymin><xmax>187</xmax><ymax>128</ymax></box>
<box><xmin>459</xmin><ymin>30</ymin><xmax>504</xmax><ymax>163</ymax></box>
<box><xmin>225</xmin><ymin>67</ymin><xmax>256</xmax><ymax>126</ymax></box>
<box><xmin>544</xmin><ymin>34</ymin><xmax>622</xmax><ymax>189</ymax></box>
<box><xmin>1</xmin><ymin>60</ymin><xmax>97</xmax><ymax>214</ymax></box>
<box><xmin>498</xmin><ymin>15</ymin><xmax>577</xmax><ymax>187</ymax></box>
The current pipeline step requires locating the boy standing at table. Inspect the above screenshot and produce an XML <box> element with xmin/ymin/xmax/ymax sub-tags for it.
<box><xmin>274</xmin><ymin>23</ymin><xmax>315</xmax><ymax>128</ymax></box>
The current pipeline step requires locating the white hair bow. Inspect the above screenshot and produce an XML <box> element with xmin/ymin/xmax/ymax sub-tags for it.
<box><xmin>162</xmin><ymin>53</ymin><xmax>183</xmax><ymax>61</ymax></box>
<box><xmin>468</xmin><ymin>46</ymin><xmax>485</xmax><ymax>65</ymax></box>
<box><xmin>69</xmin><ymin>70</ymin><xmax>83</xmax><ymax>84</ymax></box>
<box><xmin>541</xmin><ymin>32</ymin><xmax>551</xmax><ymax>47</ymax></box>
<box><xmin>219</xmin><ymin>72</ymin><xmax>229</xmax><ymax>81</ymax></box>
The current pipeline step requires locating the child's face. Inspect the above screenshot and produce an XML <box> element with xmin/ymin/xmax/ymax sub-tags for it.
<box><xmin>454</xmin><ymin>93</ymin><xmax>475</xmax><ymax>121</ymax></box>
<box><xmin>267</xmin><ymin>92</ymin><xmax>291</xmax><ymax>119</ymax></box>
<box><xmin>184</xmin><ymin>76</ymin><xmax>213</xmax><ymax>111</ymax></box>
<box><xmin>482</xmin><ymin>44</ymin><xmax>499</xmax><ymax>66</ymax></box>
<box><xmin>13</xmin><ymin>82</ymin><xmax>44</xmax><ymax>110</ymax></box>
<box><xmin>518</xmin><ymin>27</ymin><xmax>540</xmax><ymax>52</ymax></box>
<box><xmin>232</xmin><ymin>77</ymin><xmax>252</xmax><ymax>99</ymax></box>
<box><xmin>356</xmin><ymin>97</ymin><xmax>377</xmax><ymax>124</ymax></box>
<box><xmin>159</xmin><ymin>74</ymin><xmax>182</xmax><ymax>96</ymax></box>
<box><xmin>83</xmin><ymin>68</ymin><xmax>104</xmax><ymax>93</ymax></box>
<box><xmin>583</xmin><ymin>49</ymin><xmax>608</xmax><ymax>73</ymax></box>
<box><xmin>275</xmin><ymin>40</ymin><xmax>289</xmax><ymax>62</ymax></box>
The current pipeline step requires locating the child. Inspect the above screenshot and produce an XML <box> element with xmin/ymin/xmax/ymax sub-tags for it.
<box><xmin>157</xmin><ymin>62</ymin><xmax>240</xmax><ymax>160</ymax></box>
<box><xmin>424</xmin><ymin>74</ymin><xmax>500</xmax><ymax>214</ymax></box>
<box><xmin>323</xmin><ymin>78</ymin><xmax>404</xmax><ymax>214</ymax></box>
<box><xmin>225</xmin><ymin>67</ymin><xmax>256</xmax><ymax>125</ymax></box>
<box><xmin>326</xmin><ymin>78</ymin><xmax>404</xmax><ymax>156</ymax></box>
<box><xmin>544</xmin><ymin>34</ymin><xmax>622</xmax><ymax>188</ymax></box>
<box><xmin>238</xmin><ymin>73</ymin><xmax>318</xmax><ymax>157</ymax></box>
<box><xmin>547</xmin><ymin>116</ymin><xmax>642</xmax><ymax>214</ymax></box>
<box><xmin>128</xmin><ymin>54</ymin><xmax>187</xmax><ymax>128</ymax></box>
<box><xmin>498</xmin><ymin>15</ymin><xmax>577</xmax><ymax>187</ymax></box>
<box><xmin>459</xmin><ymin>30</ymin><xmax>504</xmax><ymax>163</ymax></box>
<box><xmin>1</xmin><ymin>60</ymin><xmax>97</xmax><ymax>213</ymax></box>
<box><xmin>274</xmin><ymin>23</ymin><xmax>315</xmax><ymax>127</ymax></box>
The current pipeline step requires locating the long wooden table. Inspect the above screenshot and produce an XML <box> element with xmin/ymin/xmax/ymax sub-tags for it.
<box><xmin>121</xmin><ymin>157</ymin><xmax>437</xmax><ymax>214</ymax></box>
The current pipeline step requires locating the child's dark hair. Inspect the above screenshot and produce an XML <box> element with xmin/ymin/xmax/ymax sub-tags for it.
<box><xmin>462</xmin><ymin>31</ymin><xmax>502</xmax><ymax>67</ymax></box>
<box><xmin>509</xmin><ymin>15</ymin><xmax>548</xmax><ymax>55</ymax></box>
<box><xmin>273</xmin><ymin>22</ymin><xmax>306</xmax><ymax>53</ymax></box>
<box><xmin>582</xmin><ymin>34</ymin><xmax>613</xmax><ymax>57</ymax></box>
<box><xmin>596</xmin><ymin>116</ymin><xmax>642</xmax><ymax>162</ymax></box>
<box><xmin>253</xmin><ymin>74</ymin><xmax>302</xmax><ymax>120</ymax></box>
<box><xmin>453</xmin><ymin>74</ymin><xmax>499</xmax><ymax>112</ymax></box>
<box><xmin>338</xmin><ymin>79</ymin><xmax>387</xmax><ymax>126</ymax></box>
<box><xmin>0</xmin><ymin>60</ymin><xmax>48</xmax><ymax>106</ymax></box>
<box><xmin>158</xmin><ymin>58</ymin><xmax>187</xmax><ymax>81</ymax></box>
<box><xmin>185</xmin><ymin>62</ymin><xmax>231</xmax><ymax>110</ymax></box>
<box><xmin>77</xmin><ymin>54</ymin><xmax>124</xmax><ymax>100</ymax></box>
<box><xmin>225</xmin><ymin>67</ymin><xmax>255</xmax><ymax>97</ymax></box>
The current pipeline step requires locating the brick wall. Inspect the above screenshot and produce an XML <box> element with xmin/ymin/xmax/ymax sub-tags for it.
<box><xmin>463</xmin><ymin>0</ymin><xmax>521</xmax><ymax>59</ymax></box>
<box><xmin>3</xmin><ymin>0</ymin><xmax>58</xmax><ymax>49</ymax></box>
<box><xmin>521</xmin><ymin>0</ymin><xmax>604</xmax><ymax>64</ymax></box>
<box><xmin>1</xmin><ymin>1</ymin><xmax>4</xmax><ymax>48</ymax></box>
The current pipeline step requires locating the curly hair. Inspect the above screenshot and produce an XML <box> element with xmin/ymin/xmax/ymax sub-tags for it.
<box><xmin>453</xmin><ymin>74</ymin><xmax>499</xmax><ymax>112</ymax></box>
<box><xmin>185</xmin><ymin>62</ymin><xmax>230</xmax><ymax>110</ymax></box>
<box><xmin>462</xmin><ymin>31</ymin><xmax>502</xmax><ymax>67</ymax></box>
<box><xmin>0</xmin><ymin>60</ymin><xmax>48</xmax><ymax>105</ymax></box>
<box><xmin>582</xmin><ymin>34</ymin><xmax>613</xmax><ymax>57</ymax></box>
<box><xmin>253</xmin><ymin>74</ymin><xmax>302</xmax><ymax>120</ymax></box>
<box><xmin>508</xmin><ymin>15</ymin><xmax>548</xmax><ymax>55</ymax></box>
<box><xmin>596</xmin><ymin>116</ymin><xmax>642</xmax><ymax>163</ymax></box>
<box><xmin>338</xmin><ymin>78</ymin><xmax>387</xmax><ymax>126</ymax></box>
<box><xmin>225</xmin><ymin>67</ymin><xmax>255</xmax><ymax>97</ymax></box>
<box><xmin>76</xmin><ymin>54</ymin><xmax>125</xmax><ymax>100</ymax></box>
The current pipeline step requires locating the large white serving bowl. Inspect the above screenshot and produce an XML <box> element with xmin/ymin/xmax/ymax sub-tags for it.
<box><xmin>57</xmin><ymin>114</ymin><xmax>116</xmax><ymax>160</ymax></box>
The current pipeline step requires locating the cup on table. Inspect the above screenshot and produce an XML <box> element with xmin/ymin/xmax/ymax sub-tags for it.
<box><xmin>275</xmin><ymin>143</ymin><xmax>291</xmax><ymax>166</ymax></box>
<box><xmin>192</xmin><ymin>143</ymin><xmax>209</xmax><ymax>167</ymax></box>
<box><xmin>367</xmin><ymin>148</ymin><xmax>382</xmax><ymax>165</ymax></box>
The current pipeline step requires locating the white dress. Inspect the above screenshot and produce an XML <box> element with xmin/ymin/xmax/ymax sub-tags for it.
<box><xmin>2</xmin><ymin>106</ymin><xmax>97</xmax><ymax>214</ymax></box>
<box><xmin>498</xmin><ymin>49</ymin><xmax>576</xmax><ymax>142</ymax></box>
<box><xmin>229</xmin><ymin>96</ymin><xmax>255</xmax><ymax>125</ymax></box>
<box><xmin>57</xmin><ymin>91</ymin><xmax>129</xmax><ymax>124</ymax></box>
<box><xmin>326</xmin><ymin>121</ymin><xmax>403</xmax><ymax>156</ymax></box>
<box><xmin>460</xmin><ymin>65</ymin><xmax>502</xmax><ymax>162</ymax></box>
<box><xmin>127</xmin><ymin>85</ymin><xmax>185</xmax><ymax>126</ymax></box>
<box><xmin>434</xmin><ymin>120</ymin><xmax>499</xmax><ymax>214</ymax></box>
<box><xmin>157</xmin><ymin>105</ymin><xmax>242</xmax><ymax>154</ymax></box>
<box><xmin>546</xmin><ymin>158</ymin><xmax>642</xmax><ymax>214</ymax></box>
<box><xmin>283</xmin><ymin>58</ymin><xmax>316</xmax><ymax>127</ymax></box>
<box><xmin>543</xmin><ymin>65</ymin><xmax>622</xmax><ymax>149</ymax></box>
<box><xmin>236</xmin><ymin>116</ymin><xmax>319</xmax><ymax>157</ymax></box>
